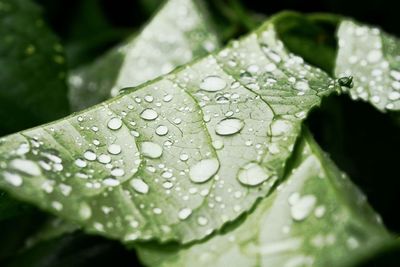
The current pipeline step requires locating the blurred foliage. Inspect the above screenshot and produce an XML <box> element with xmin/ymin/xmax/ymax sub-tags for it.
<box><xmin>0</xmin><ymin>0</ymin><xmax>399</xmax><ymax>266</ymax></box>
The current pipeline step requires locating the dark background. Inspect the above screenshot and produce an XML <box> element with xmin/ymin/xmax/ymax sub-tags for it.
<box><xmin>2</xmin><ymin>0</ymin><xmax>400</xmax><ymax>266</ymax></box>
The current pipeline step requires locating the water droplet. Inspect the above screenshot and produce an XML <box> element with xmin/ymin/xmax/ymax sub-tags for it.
<box><xmin>178</xmin><ymin>208</ymin><xmax>192</xmax><ymax>220</ymax></box>
<box><xmin>290</xmin><ymin>194</ymin><xmax>316</xmax><ymax>221</ymax></box>
<box><xmin>268</xmin><ymin>119</ymin><xmax>292</xmax><ymax>136</ymax></box>
<box><xmin>51</xmin><ymin>201</ymin><xmax>63</xmax><ymax>211</ymax></box>
<box><xmin>98</xmin><ymin>154</ymin><xmax>111</xmax><ymax>164</ymax></box>
<box><xmin>294</xmin><ymin>81</ymin><xmax>310</xmax><ymax>91</ymax></box>
<box><xmin>141</xmin><ymin>142</ymin><xmax>163</xmax><ymax>159</ymax></box>
<box><xmin>197</xmin><ymin>216</ymin><xmax>208</xmax><ymax>226</ymax></box>
<box><xmin>107</xmin><ymin>117</ymin><xmax>123</xmax><ymax>130</ymax></box>
<box><xmin>140</xmin><ymin>109</ymin><xmax>158</xmax><ymax>121</ymax></box>
<box><xmin>200</xmin><ymin>75</ymin><xmax>226</xmax><ymax>92</ymax></box>
<box><xmin>180</xmin><ymin>153</ymin><xmax>189</xmax><ymax>161</ymax></box>
<box><xmin>163</xmin><ymin>94</ymin><xmax>173</xmax><ymax>102</ymax></box>
<box><xmin>10</xmin><ymin>159</ymin><xmax>41</xmax><ymax>176</ymax></box>
<box><xmin>111</xmin><ymin>168</ymin><xmax>125</xmax><ymax>177</ymax></box>
<box><xmin>212</xmin><ymin>140</ymin><xmax>224</xmax><ymax>150</ymax></box>
<box><xmin>103</xmin><ymin>178</ymin><xmax>120</xmax><ymax>187</ymax></box>
<box><xmin>4</xmin><ymin>172</ymin><xmax>23</xmax><ymax>186</ymax></box>
<box><xmin>155</xmin><ymin>125</ymin><xmax>169</xmax><ymax>136</ymax></box>
<box><xmin>189</xmin><ymin>158</ymin><xmax>219</xmax><ymax>183</ymax></box>
<box><xmin>83</xmin><ymin>150</ymin><xmax>97</xmax><ymax>161</ymax></box>
<box><xmin>16</xmin><ymin>143</ymin><xmax>30</xmax><ymax>155</ymax></box>
<box><xmin>79</xmin><ymin>202</ymin><xmax>92</xmax><ymax>220</ymax></box>
<box><xmin>215</xmin><ymin>118</ymin><xmax>244</xmax><ymax>136</ymax></box>
<box><xmin>367</xmin><ymin>50</ymin><xmax>382</xmax><ymax>63</ymax></box>
<box><xmin>237</xmin><ymin>162</ymin><xmax>271</xmax><ymax>186</ymax></box>
<box><xmin>130</xmin><ymin>178</ymin><xmax>149</xmax><ymax>194</ymax></box>
<box><xmin>388</xmin><ymin>91</ymin><xmax>400</xmax><ymax>100</ymax></box>
<box><xmin>108</xmin><ymin>144</ymin><xmax>121</xmax><ymax>155</ymax></box>
<box><xmin>74</xmin><ymin>158</ymin><xmax>87</xmax><ymax>168</ymax></box>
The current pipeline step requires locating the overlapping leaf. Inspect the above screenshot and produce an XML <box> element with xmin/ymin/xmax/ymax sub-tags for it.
<box><xmin>68</xmin><ymin>0</ymin><xmax>219</xmax><ymax>111</ymax></box>
<box><xmin>0</xmin><ymin>0</ymin><xmax>69</xmax><ymax>135</ymax></box>
<box><xmin>335</xmin><ymin>20</ymin><xmax>400</xmax><ymax>111</ymax></box>
<box><xmin>137</xmin><ymin>132</ymin><xmax>391</xmax><ymax>267</ymax></box>
<box><xmin>0</xmin><ymin>19</ymin><xmax>341</xmax><ymax>244</ymax></box>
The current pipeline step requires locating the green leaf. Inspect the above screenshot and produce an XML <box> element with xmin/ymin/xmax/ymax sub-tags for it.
<box><xmin>0</xmin><ymin>0</ymin><xmax>69</xmax><ymax>135</ymax></box>
<box><xmin>68</xmin><ymin>0</ymin><xmax>220</xmax><ymax>111</ymax></box>
<box><xmin>0</xmin><ymin>21</ymin><xmax>340</xmax><ymax>244</ymax></box>
<box><xmin>136</xmin><ymin>131</ymin><xmax>392</xmax><ymax>267</ymax></box>
<box><xmin>335</xmin><ymin>20</ymin><xmax>400</xmax><ymax>112</ymax></box>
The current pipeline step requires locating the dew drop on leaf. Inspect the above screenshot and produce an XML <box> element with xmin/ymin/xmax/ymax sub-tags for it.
<box><xmin>199</xmin><ymin>75</ymin><xmax>227</xmax><ymax>92</ymax></box>
<box><xmin>74</xmin><ymin>158</ymin><xmax>87</xmax><ymax>168</ymax></box>
<box><xmin>107</xmin><ymin>117</ymin><xmax>123</xmax><ymax>130</ymax></box>
<box><xmin>189</xmin><ymin>158</ymin><xmax>219</xmax><ymax>183</ymax></box>
<box><xmin>140</xmin><ymin>108</ymin><xmax>158</xmax><ymax>121</ymax></box>
<box><xmin>4</xmin><ymin>172</ymin><xmax>23</xmax><ymax>186</ymax></box>
<box><xmin>108</xmin><ymin>144</ymin><xmax>121</xmax><ymax>155</ymax></box>
<box><xmin>10</xmin><ymin>159</ymin><xmax>41</xmax><ymax>176</ymax></box>
<box><xmin>83</xmin><ymin>150</ymin><xmax>97</xmax><ymax>161</ymax></box>
<box><xmin>289</xmin><ymin>194</ymin><xmax>317</xmax><ymax>221</ymax></box>
<box><xmin>155</xmin><ymin>125</ymin><xmax>169</xmax><ymax>136</ymax></box>
<box><xmin>130</xmin><ymin>178</ymin><xmax>149</xmax><ymax>194</ymax></box>
<box><xmin>237</xmin><ymin>162</ymin><xmax>271</xmax><ymax>186</ymax></box>
<box><xmin>178</xmin><ymin>208</ymin><xmax>192</xmax><ymax>220</ymax></box>
<box><xmin>215</xmin><ymin>118</ymin><xmax>244</xmax><ymax>136</ymax></box>
<box><xmin>141</xmin><ymin>142</ymin><xmax>163</xmax><ymax>159</ymax></box>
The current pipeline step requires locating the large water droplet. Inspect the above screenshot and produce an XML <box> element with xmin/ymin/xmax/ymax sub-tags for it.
<box><xmin>4</xmin><ymin>172</ymin><xmax>23</xmax><ymax>186</ymax></box>
<box><xmin>294</xmin><ymin>81</ymin><xmax>310</xmax><ymax>91</ymax></box>
<box><xmin>130</xmin><ymin>178</ymin><xmax>149</xmax><ymax>194</ymax></box>
<box><xmin>140</xmin><ymin>109</ymin><xmax>158</xmax><ymax>121</ymax></box>
<box><xmin>141</xmin><ymin>142</ymin><xmax>163</xmax><ymax>159</ymax></box>
<box><xmin>103</xmin><ymin>178</ymin><xmax>120</xmax><ymax>187</ymax></box>
<box><xmin>108</xmin><ymin>144</ymin><xmax>121</xmax><ymax>155</ymax></box>
<box><xmin>200</xmin><ymin>75</ymin><xmax>226</xmax><ymax>92</ymax></box>
<box><xmin>178</xmin><ymin>208</ymin><xmax>192</xmax><ymax>220</ymax></box>
<box><xmin>215</xmin><ymin>118</ymin><xmax>244</xmax><ymax>136</ymax></box>
<box><xmin>189</xmin><ymin>158</ymin><xmax>219</xmax><ymax>183</ymax></box>
<box><xmin>268</xmin><ymin>119</ymin><xmax>292</xmax><ymax>136</ymax></box>
<box><xmin>290</xmin><ymin>194</ymin><xmax>316</xmax><ymax>221</ymax></box>
<box><xmin>83</xmin><ymin>150</ymin><xmax>97</xmax><ymax>161</ymax></box>
<box><xmin>10</xmin><ymin>159</ymin><xmax>41</xmax><ymax>176</ymax></box>
<box><xmin>107</xmin><ymin>117</ymin><xmax>123</xmax><ymax>130</ymax></box>
<box><xmin>155</xmin><ymin>125</ymin><xmax>169</xmax><ymax>136</ymax></box>
<box><xmin>79</xmin><ymin>202</ymin><xmax>92</xmax><ymax>220</ymax></box>
<box><xmin>74</xmin><ymin>158</ymin><xmax>87</xmax><ymax>168</ymax></box>
<box><xmin>237</xmin><ymin>163</ymin><xmax>271</xmax><ymax>186</ymax></box>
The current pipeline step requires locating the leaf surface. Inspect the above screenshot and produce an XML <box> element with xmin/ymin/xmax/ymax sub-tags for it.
<box><xmin>137</xmin><ymin>131</ymin><xmax>391</xmax><ymax>267</ymax></box>
<box><xmin>0</xmin><ymin>22</ymin><xmax>339</xmax><ymax>244</ymax></box>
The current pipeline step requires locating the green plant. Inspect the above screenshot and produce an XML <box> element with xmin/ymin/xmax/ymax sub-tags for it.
<box><xmin>0</xmin><ymin>0</ymin><xmax>399</xmax><ymax>266</ymax></box>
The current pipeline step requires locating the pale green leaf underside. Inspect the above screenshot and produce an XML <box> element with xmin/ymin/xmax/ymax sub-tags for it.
<box><xmin>335</xmin><ymin>20</ymin><xmax>400</xmax><ymax>111</ymax></box>
<box><xmin>68</xmin><ymin>0</ymin><xmax>219</xmax><ymax>111</ymax></box>
<box><xmin>137</xmin><ymin>133</ymin><xmax>391</xmax><ymax>267</ymax></box>
<box><xmin>0</xmin><ymin>23</ymin><xmax>338</xmax><ymax>244</ymax></box>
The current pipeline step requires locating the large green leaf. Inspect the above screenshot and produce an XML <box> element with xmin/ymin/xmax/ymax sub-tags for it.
<box><xmin>335</xmin><ymin>20</ymin><xmax>400</xmax><ymax>112</ymax></box>
<box><xmin>0</xmin><ymin>21</ymin><xmax>342</xmax><ymax>244</ymax></box>
<box><xmin>0</xmin><ymin>0</ymin><xmax>69</xmax><ymax>135</ymax></box>
<box><xmin>136</xmin><ymin>131</ymin><xmax>391</xmax><ymax>267</ymax></box>
<box><xmin>68</xmin><ymin>0</ymin><xmax>219</xmax><ymax>111</ymax></box>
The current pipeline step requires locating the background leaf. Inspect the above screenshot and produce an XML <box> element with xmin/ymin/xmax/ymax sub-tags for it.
<box><xmin>136</xmin><ymin>130</ymin><xmax>391</xmax><ymax>267</ymax></box>
<box><xmin>69</xmin><ymin>0</ymin><xmax>220</xmax><ymax>111</ymax></box>
<box><xmin>0</xmin><ymin>0</ymin><xmax>69</xmax><ymax>136</ymax></box>
<box><xmin>335</xmin><ymin>19</ymin><xmax>400</xmax><ymax>112</ymax></box>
